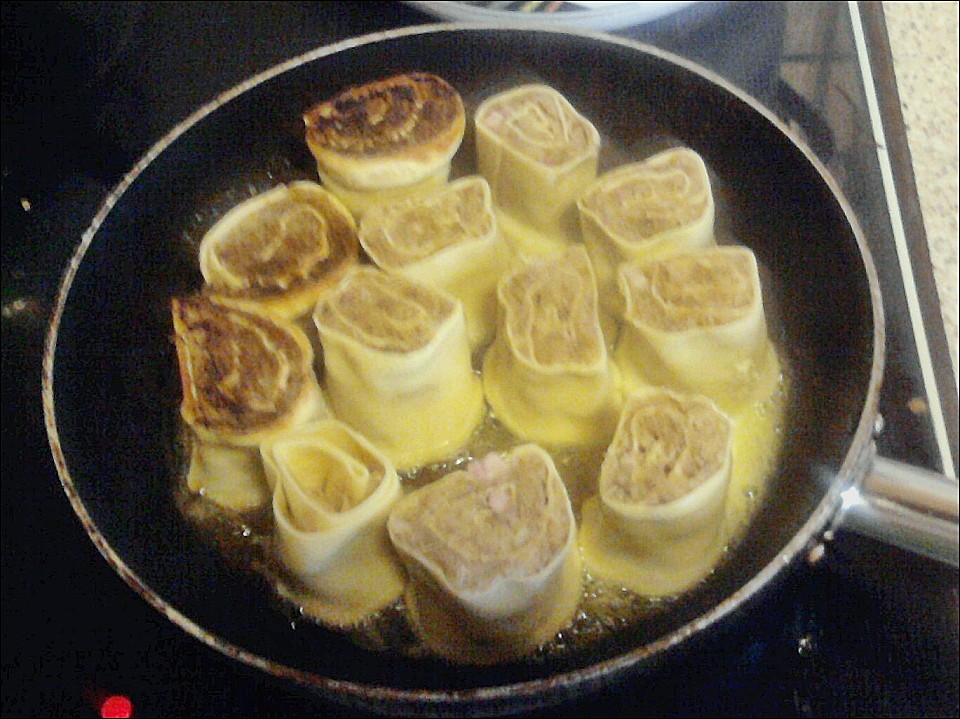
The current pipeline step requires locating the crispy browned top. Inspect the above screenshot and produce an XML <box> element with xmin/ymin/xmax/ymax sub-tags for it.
<box><xmin>172</xmin><ymin>295</ymin><xmax>307</xmax><ymax>436</ymax></box>
<box><xmin>303</xmin><ymin>73</ymin><xmax>464</xmax><ymax>158</ymax></box>
<box><xmin>211</xmin><ymin>187</ymin><xmax>358</xmax><ymax>299</ymax></box>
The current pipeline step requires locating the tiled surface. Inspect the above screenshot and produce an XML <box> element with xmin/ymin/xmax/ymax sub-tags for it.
<box><xmin>884</xmin><ymin>1</ymin><xmax>960</xmax><ymax>390</ymax></box>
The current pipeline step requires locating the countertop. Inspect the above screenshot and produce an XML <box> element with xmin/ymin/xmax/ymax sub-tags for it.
<box><xmin>883</xmin><ymin>1</ymin><xmax>959</xmax><ymax>390</ymax></box>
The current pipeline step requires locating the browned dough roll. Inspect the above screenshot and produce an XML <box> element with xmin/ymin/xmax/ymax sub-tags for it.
<box><xmin>303</xmin><ymin>72</ymin><xmax>466</xmax><ymax>214</ymax></box>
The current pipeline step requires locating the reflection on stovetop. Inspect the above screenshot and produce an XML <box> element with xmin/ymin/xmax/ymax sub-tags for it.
<box><xmin>2</xmin><ymin>2</ymin><xmax>957</xmax><ymax>717</ymax></box>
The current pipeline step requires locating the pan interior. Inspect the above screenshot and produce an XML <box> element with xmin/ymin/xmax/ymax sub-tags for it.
<box><xmin>48</xmin><ymin>28</ymin><xmax>876</xmax><ymax>696</ymax></box>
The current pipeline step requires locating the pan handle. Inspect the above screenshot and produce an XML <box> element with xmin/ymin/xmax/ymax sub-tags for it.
<box><xmin>837</xmin><ymin>442</ymin><xmax>959</xmax><ymax>566</ymax></box>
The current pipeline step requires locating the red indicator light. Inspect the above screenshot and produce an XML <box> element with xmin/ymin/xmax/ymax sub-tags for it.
<box><xmin>99</xmin><ymin>694</ymin><xmax>133</xmax><ymax>719</ymax></box>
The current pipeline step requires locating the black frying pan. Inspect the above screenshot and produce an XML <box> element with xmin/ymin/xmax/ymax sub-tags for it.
<box><xmin>43</xmin><ymin>24</ymin><xmax>892</xmax><ymax>715</ymax></box>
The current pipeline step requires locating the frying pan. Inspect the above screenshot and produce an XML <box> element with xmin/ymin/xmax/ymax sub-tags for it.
<box><xmin>41</xmin><ymin>24</ymin><xmax>958</xmax><ymax>716</ymax></box>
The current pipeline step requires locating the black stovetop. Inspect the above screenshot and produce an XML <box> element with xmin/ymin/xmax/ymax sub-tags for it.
<box><xmin>2</xmin><ymin>2</ymin><xmax>957</xmax><ymax>717</ymax></box>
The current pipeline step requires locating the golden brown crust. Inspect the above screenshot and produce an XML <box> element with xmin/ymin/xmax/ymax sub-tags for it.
<box><xmin>199</xmin><ymin>182</ymin><xmax>359</xmax><ymax>317</ymax></box>
<box><xmin>303</xmin><ymin>73</ymin><xmax>466</xmax><ymax>190</ymax></box>
<box><xmin>171</xmin><ymin>294</ymin><xmax>313</xmax><ymax>441</ymax></box>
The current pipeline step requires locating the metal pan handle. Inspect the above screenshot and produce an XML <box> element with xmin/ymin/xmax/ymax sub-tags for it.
<box><xmin>838</xmin><ymin>443</ymin><xmax>959</xmax><ymax>566</ymax></box>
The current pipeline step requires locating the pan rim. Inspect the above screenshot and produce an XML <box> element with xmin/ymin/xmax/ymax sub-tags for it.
<box><xmin>40</xmin><ymin>21</ymin><xmax>886</xmax><ymax>711</ymax></box>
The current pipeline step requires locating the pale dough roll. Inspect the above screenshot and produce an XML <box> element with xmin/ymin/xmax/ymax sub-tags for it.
<box><xmin>579</xmin><ymin>388</ymin><xmax>733</xmax><ymax>596</ymax></box>
<box><xmin>613</xmin><ymin>246</ymin><xmax>779</xmax><ymax>413</ymax></box>
<box><xmin>198</xmin><ymin>182</ymin><xmax>359</xmax><ymax>319</ymax></box>
<box><xmin>313</xmin><ymin>267</ymin><xmax>484</xmax><ymax>470</ymax></box>
<box><xmin>483</xmin><ymin>246</ymin><xmax>622</xmax><ymax>447</ymax></box>
<box><xmin>387</xmin><ymin>445</ymin><xmax>581</xmax><ymax>664</ymax></box>
<box><xmin>303</xmin><ymin>72</ymin><xmax>466</xmax><ymax>215</ymax></box>
<box><xmin>475</xmin><ymin>84</ymin><xmax>600</xmax><ymax>256</ymax></box>
<box><xmin>261</xmin><ymin>420</ymin><xmax>405</xmax><ymax>626</ymax></box>
<box><xmin>578</xmin><ymin>147</ymin><xmax>715</xmax><ymax>317</ymax></box>
<box><xmin>185</xmin><ymin>441</ymin><xmax>270</xmax><ymax>513</ymax></box>
<box><xmin>315</xmin><ymin>168</ymin><xmax>450</xmax><ymax>218</ymax></box>
<box><xmin>359</xmin><ymin>175</ymin><xmax>513</xmax><ymax>349</ymax></box>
